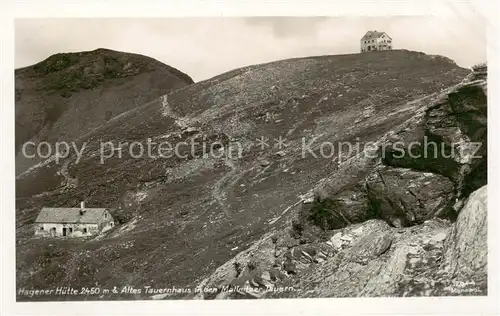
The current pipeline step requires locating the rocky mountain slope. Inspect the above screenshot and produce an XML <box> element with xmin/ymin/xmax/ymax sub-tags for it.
<box><xmin>15</xmin><ymin>50</ymin><xmax>486</xmax><ymax>301</ymax></box>
<box><xmin>15</xmin><ymin>48</ymin><xmax>194</xmax><ymax>174</ymax></box>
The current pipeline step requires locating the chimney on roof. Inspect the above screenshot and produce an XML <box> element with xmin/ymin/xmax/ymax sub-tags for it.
<box><xmin>80</xmin><ymin>201</ymin><xmax>86</xmax><ymax>215</ymax></box>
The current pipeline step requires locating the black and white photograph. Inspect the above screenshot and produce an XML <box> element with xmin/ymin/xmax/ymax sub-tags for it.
<box><xmin>1</xmin><ymin>1</ymin><xmax>499</xmax><ymax>315</ymax></box>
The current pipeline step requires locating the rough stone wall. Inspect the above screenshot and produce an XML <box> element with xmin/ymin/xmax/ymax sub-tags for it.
<box><xmin>34</xmin><ymin>222</ymin><xmax>99</xmax><ymax>237</ymax></box>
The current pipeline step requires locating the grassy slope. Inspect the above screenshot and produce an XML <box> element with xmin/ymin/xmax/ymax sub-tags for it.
<box><xmin>15</xmin><ymin>48</ymin><xmax>193</xmax><ymax>174</ymax></box>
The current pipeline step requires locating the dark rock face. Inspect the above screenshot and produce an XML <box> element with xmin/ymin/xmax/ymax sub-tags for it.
<box><xmin>365</xmin><ymin>166</ymin><xmax>455</xmax><ymax>227</ymax></box>
<box><xmin>469</xmin><ymin>63</ymin><xmax>487</xmax><ymax>81</ymax></box>
<box><xmin>15</xmin><ymin>48</ymin><xmax>193</xmax><ymax>174</ymax></box>
<box><xmin>383</xmin><ymin>81</ymin><xmax>487</xmax><ymax>197</ymax></box>
<box><xmin>16</xmin><ymin>50</ymin><xmax>486</xmax><ymax>301</ymax></box>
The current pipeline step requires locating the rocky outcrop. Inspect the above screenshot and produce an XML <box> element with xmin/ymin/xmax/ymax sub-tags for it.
<box><xmin>443</xmin><ymin>185</ymin><xmax>487</xmax><ymax>286</ymax></box>
<box><xmin>194</xmin><ymin>184</ymin><xmax>486</xmax><ymax>299</ymax></box>
<box><xmin>295</xmin><ymin>64</ymin><xmax>487</xmax><ymax>236</ymax></box>
<box><xmin>383</xmin><ymin>79</ymin><xmax>487</xmax><ymax>198</ymax></box>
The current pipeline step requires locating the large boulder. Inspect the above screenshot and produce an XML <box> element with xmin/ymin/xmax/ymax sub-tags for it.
<box><xmin>15</xmin><ymin>48</ymin><xmax>193</xmax><ymax>174</ymax></box>
<box><xmin>365</xmin><ymin>166</ymin><xmax>456</xmax><ymax>227</ymax></box>
<box><xmin>442</xmin><ymin>185</ymin><xmax>487</xmax><ymax>287</ymax></box>
<box><xmin>262</xmin><ymin>186</ymin><xmax>487</xmax><ymax>298</ymax></box>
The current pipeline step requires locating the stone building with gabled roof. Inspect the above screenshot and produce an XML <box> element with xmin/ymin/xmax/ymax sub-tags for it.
<box><xmin>360</xmin><ymin>30</ymin><xmax>393</xmax><ymax>52</ymax></box>
<box><xmin>34</xmin><ymin>201</ymin><xmax>114</xmax><ymax>237</ymax></box>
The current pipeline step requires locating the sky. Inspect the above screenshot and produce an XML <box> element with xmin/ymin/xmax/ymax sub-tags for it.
<box><xmin>15</xmin><ymin>15</ymin><xmax>487</xmax><ymax>82</ymax></box>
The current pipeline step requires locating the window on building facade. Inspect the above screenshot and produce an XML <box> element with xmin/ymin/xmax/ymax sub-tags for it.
<box><xmin>83</xmin><ymin>228</ymin><xmax>87</xmax><ymax>233</ymax></box>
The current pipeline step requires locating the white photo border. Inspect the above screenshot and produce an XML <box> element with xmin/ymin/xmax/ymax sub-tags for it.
<box><xmin>1</xmin><ymin>1</ymin><xmax>498</xmax><ymax>315</ymax></box>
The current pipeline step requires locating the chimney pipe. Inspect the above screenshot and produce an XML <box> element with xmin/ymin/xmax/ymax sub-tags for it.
<box><xmin>80</xmin><ymin>201</ymin><xmax>86</xmax><ymax>215</ymax></box>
